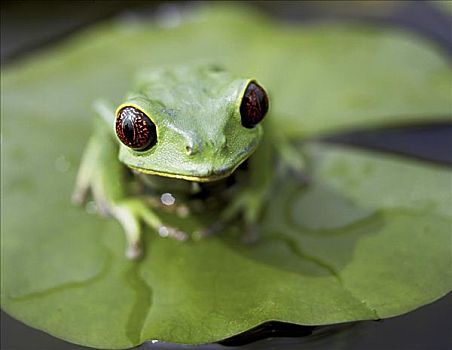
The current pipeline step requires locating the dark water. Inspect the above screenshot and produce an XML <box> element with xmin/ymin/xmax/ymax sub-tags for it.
<box><xmin>1</xmin><ymin>1</ymin><xmax>451</xmax><ymax>349</ymax></box>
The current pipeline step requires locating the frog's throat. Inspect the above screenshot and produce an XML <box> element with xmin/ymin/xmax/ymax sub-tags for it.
<box><xmin>128</xmin><ymin>164</ymin><xmax>240</xmax><ymax>182</ymax></box>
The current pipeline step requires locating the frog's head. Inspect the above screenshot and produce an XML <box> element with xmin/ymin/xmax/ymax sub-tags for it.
<box><xmin>114</xmin><ymin>65</ymin><xmax>269</xmax><ymax>182</ymax></box>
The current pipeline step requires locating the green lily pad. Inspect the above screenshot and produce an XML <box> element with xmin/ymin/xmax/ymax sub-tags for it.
<box><xmin>1</xmin><ymin>4</ymin><xmax>451</xmax><ymax>349</ymax></box>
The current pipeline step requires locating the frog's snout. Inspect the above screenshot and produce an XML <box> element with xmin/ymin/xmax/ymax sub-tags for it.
<box><xmin>184</xmin><ymin>136</ymin><xmax>226</xmax><ymax>157</ymax></box>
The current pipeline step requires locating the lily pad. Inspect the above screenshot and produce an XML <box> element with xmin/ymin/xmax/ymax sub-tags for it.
<box><xmin>1</xmin><ymin>4</ymin><xmax>451</xmax><ymax>349</ymax></box>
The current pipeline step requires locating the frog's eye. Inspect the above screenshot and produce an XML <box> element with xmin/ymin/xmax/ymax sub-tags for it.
<box><xmin>240</xmin><ymin>82</ymin><xmax>269</xmax><ymax>128</ymax></box>
<box><xmin>116</xmin><ymin>106</ymin><xmax>157</xmax><ymax>151</ymax></box>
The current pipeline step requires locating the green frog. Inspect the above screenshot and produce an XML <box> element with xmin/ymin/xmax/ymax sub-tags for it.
<box><xmin>72</xmin><ymin>64</ymin><xmax>303</xmax><ymax>259</ymax></box>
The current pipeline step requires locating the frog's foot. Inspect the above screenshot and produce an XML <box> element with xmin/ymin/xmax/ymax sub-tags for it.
<box><xmin>111</xmin><ymin>200</ymin><xmax>156</xmax><ymax>260</ymax></box>
<box><xmin>157</xmin><ymin>225</ymin><xmax>189</xmax><ymax>241</ymax></box>
<box><xmin>219</xmin><ymin>190</ymin><xmax>264</xmax><ymax>243</ymax></box>
<box><xmin>111</xmin><ymin>199</ymin><xmax>189</xmax><ymax>259</ymax></box>
<box><xmin>71</xmin><ymin>185</ymin><xmax>88</xmax><ymax>207</ymax></box>
<box><xmin>71</xmin><ymin>166</ymin><xmax>94</xmax><ymax>207</ymax></box>
<box><xmin>72</xmin><ymin>180</ymin><xmax>111</xmax><ymax>216</ymax></box>
<box><xmin>242</xmin><ymin>223</ymin><xmax>260</xmax><ymax>244</ymax></box>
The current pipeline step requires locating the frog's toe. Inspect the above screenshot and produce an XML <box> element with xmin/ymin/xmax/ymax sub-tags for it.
<box><xmin>92</xmin><ymin>192</ymin><xmax>110</xmax><ymax>216</ymax></box>
<box><xmin>71</xmin><ymin>186</ymin><xmax>88</xmax><ymax>206</ymax></box>
<box><xmin>110</xmin><ymin>199</ymin><xmax>192</xmax><ymax>258</ymax></box>
<box><xmin>126</xmin><ymin>241</ymin><xmax>143</xmax><ymax>260</ymax></box>
<box><xmin>158</xmin><ymin>225</ymin><xmax>189</xmax><ymax>241</ymax></box>
<box><xmin>111</xmin><ymin>201</ymin><xmax>143</xmax><ymax>260</ymax></box>
<box><xmin>71</xmin><ymin>179</ymin><xmax>111</xmax><ymax>216</ymax></box>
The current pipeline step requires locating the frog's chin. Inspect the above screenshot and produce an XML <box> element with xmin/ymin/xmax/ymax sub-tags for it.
<box><xmin>128</xmin><ymin>163</ymin><xmax>239</xmax><ymax>183</ymax></box>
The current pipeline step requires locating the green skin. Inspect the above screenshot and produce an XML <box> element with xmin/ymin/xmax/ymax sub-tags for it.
<box><xmin>73</xmin><ymin>64</ymin><xmax>303</xmax><ymax>259</ymax></box>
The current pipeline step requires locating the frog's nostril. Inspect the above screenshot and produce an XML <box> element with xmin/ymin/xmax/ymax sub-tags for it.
<box><xmin>185</xmin><ymin>139</ymin><xmax>201</xmax><ymax>155</ymax></box>
<box><xmin>185</xmin><ymin>145</ymin><xmax>195</xmax><ymax>155</ymax></box>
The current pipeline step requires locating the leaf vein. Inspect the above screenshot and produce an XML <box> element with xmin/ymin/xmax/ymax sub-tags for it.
<box><xmin>275</xmin><ymin>234</ymin><xmax>380</xmax><ymax>319</ymax></box>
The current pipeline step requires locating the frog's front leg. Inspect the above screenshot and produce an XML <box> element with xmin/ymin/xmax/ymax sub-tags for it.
<box><xmin>72</xmin><ymin>103</ymin><xmax>186</xmax><ymax>260</ymax></box>
<box><xmin>110</xmin><ymin>198</ymin><xmax>188</xmax><ymax>259</ymax></box>
<box><xmin>220</xmin><ymin>189</ymin><xmax>265</xmax><ymax>243</ymax></box>
<box><xmin>198</xmin><ymin>136</ymin><xmax>275</xmax><ymax>242</ymax></box>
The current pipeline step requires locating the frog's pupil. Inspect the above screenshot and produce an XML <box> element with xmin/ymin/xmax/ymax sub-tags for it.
<box><xmin>116</xmin><ymin>106</ymin><xmax>157</xmax><ymax>151</ymax></box>
<box><xmin>122</xmin><ymin>117</ymin><xmax>135</xmax><ymax>142</ymax></box>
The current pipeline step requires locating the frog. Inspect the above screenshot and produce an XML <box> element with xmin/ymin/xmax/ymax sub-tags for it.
<box><xmin>72</xmin><ymin>64</ymin><xmax>304</xmax><ymax>259</ymax></box>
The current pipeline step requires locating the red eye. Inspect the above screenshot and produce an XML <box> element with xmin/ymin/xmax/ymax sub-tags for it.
<box><xmin>240</xmin><ymin>82</ymin><xmax>269</xmax><ymax>128</ymax></box>
<box><xmin>115</xmin><ymin>106</ymin><xmax>157</xmax><ymax>150</ymax></box>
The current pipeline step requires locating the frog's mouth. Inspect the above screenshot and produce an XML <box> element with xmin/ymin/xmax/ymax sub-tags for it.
<box><xmin>130</xmin><ymin>152</ymin><xmax>254</xmax><ymax>182</ymax></box>
<box><xmin>127</xmin><ymin>143</ymin><xmax>257</xmax><ymax>183</ymax></box>
<box><xmin>129</xmin><ymin>164</ymin><xmax>237</xmax><ymax>182</ymax></box>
